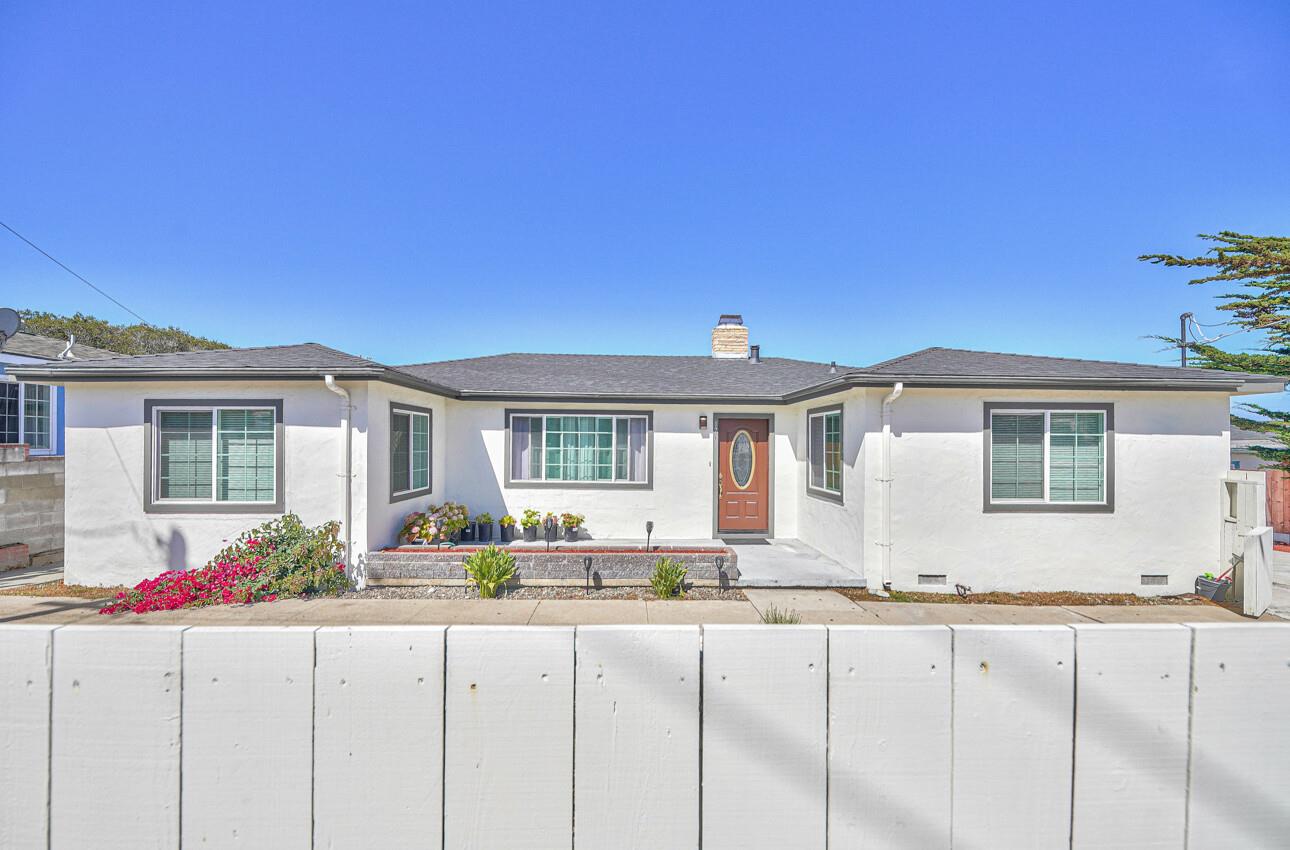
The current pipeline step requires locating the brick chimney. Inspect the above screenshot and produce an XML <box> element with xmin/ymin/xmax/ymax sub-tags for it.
<box><xmin>711</xmin><ymin>314</ymin><xmax>749</xmax><ymax>359</ymax></box>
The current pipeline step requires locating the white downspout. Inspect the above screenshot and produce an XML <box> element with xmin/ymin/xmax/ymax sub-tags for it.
<box><xmin>878</xmin><ymin>382</ymin><xmax>904</xmax><ymax>593</ymax></box>
<box><xmin>323</xmin><ymin>375</ymin><xmax>355</xmax><ymax>586</ymax></box>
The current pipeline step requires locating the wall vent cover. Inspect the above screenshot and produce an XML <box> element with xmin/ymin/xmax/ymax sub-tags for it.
<box><xmin>918</xmin><ymin>574</ymin><xmax>948</xmax><ymax>586</ymax></box>
<box><xmin>1140</xmin><ymin>574</ymin><xmax>1169</xmax><ymax>586</ymax></box>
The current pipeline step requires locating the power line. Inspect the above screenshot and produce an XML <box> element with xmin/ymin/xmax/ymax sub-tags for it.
<box><xmin>0</xmin><ymin>219</ymin><xmax>152</xmax><ymax>326</ymax></box>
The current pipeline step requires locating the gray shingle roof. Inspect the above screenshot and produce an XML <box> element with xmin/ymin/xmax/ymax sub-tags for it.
<box><xmin>859</xmin><ymin>346</ymin><xmax>1279</xmax><ymax>385</ymax></box>
<box><xmin>8</xmin><ymin>341</ymin><xmax>1283</xmax><ymax>400</ymax></box>
<box><xmin>1</xmin><ymin>331</ymin><xmax>121</xmax><ymax>361</ymax></box>
<box><xmin>395</xmin><ymin>353</ymin><xmax>849</xmax><ymax>399</ymax></box>
<box><xmin>24</xmin><ymin>342</ymin><xmax>383</xmax><ymax>372</ymax></box>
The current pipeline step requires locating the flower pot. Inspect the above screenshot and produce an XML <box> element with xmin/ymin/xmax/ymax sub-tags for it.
<box><xmin>523</xmin><ymin>526</ymin><xmax>538</xmax><ymax>542</ymax></box>
<box><xmin>447</xmin><ymin>529</ymin><xmax>461</xmax><ymax>544</ymax></box>
<box><xmin>563</xmin><ymin>526</ymin><xmax>579</xmax><ymax>542</ymax></box>
<box><xmin>1195</xmin><ymin>576</ymin><xmax>1231</xmax><ymax>601</ymax></box>
<box><xmin>544</xmin><ymin>525</ymin><xmax>559</xmax><ymax>543</ymax></box>
<box><xmin>500</xmin><ymin>526</ymin><xmax>516</xmax><ymax>543</ymax></box>
<box><xmin>477</xmin><ymin>522</ymin><xmax>493</xmax><ymax>542</ymax></box>
<box><xmin>460</xmin><ymin>522</ymin><xmax>476</xmax><ymax>542</ymax></box>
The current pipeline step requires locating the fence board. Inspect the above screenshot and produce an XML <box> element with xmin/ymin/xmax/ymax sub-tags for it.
<box><xmin>951</xmin><ymin>625</ymin><xmax>1075</xmax><ymax>850</ymax></box>
<box><xmin>444</xmin><ymin>626</ymin><xmax>574</xmax><ymax>850</ymax></box>
<box><xmin>50</xmin><ymin>626</ymin><xmax>183</xmax><ymax>850</ymax></box>
<box><xmin>315</xmin><ymin>626</ymin><xmax>446</xmax><ymax>850</ymax></box>
<box><xmin>828</xmin><ymin>625</ymin><xmax>951</xmax><ymax>848</ymax></box>
<box><xmin>1070</xmin><ymin>624</ymin><xmax>1191</xmax><ymax>849</ymax></box>
<box><xmin>0</xmin><ymin>625</ymin><xmax>54</xmax><ymax>850</ymax></box>
<box><xmin>1187</xmin><ymin>623</ymin><xmax>1290</xmax><ymax>849</ymax></box>
<box><xmin>574</xmin><ymin>626</ymin><xmax>701</xmax><ymax>849</ymax></box>
<box><xmin>181</xmin><ymin>627</ymin><xmax>315</xmax><ymax>849</ymax></box>
<box><xmin>702</xmin><ymin>625</ymin><xmax>828</xmax><ymax>850</ymax></box>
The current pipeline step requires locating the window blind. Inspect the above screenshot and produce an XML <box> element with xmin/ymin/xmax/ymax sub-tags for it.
<box><xmin>1048</xmin><ymin>411</ymin><xmax>1105</xmax><ymax>502</ymax></box>
<box><xmin>990</xmin><ymin>413</ymin><xmax>1044</xmax><ymax>499</ymax></box>
<box><xmin>158</xmin><ymin>411</ymin><xmax>214</xmax><ymax>500</ymax></box>
<box><xmin>216</xmin><ymin>409</ymin><xmax>275</xmax><ymax>502</ymax></box>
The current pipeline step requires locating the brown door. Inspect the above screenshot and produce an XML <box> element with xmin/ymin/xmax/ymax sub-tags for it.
<box><xmin>718</xmin><ymin>418</ymin><xmax>770</xmax><ymax>533</ymax></box>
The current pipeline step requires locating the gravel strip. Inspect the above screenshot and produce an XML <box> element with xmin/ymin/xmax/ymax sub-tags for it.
<box><xmin>347</xmin><ymin>585</ymin><xmax>746</xmax><ymax>601</ymax></box>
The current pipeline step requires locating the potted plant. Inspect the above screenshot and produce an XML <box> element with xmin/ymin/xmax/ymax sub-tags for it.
<box><xmin>1195</xmin><ymin>569</ymin><xmax>1233</xmax><ymax>602</ymax></box>
<box><xmin>475</xmin><ymin>512</ymin><xmax>494</xmax><ymax>542</ymax></box>
<box><xmin>399</xmin><ymin>511</ymin><xmax>434</xmax><ymax>545</ymax></box>
<box><xmin>499</xmin><ymin>514</ymin><xmax>517</xmax><ymax>543</ymax></box>
<box><xmin>520</xmin><ymin>508</ymin><xmax>541</xmax><ymax>542</ymax></box>
<box><xmin>560</xmin><ymin>512</ymin><xmax>584</xmax><ymax>542</ymax></box>
<box><xmin>427</xmin><ymin>501</ymin><xmax>470</xmax><ymax>545</ymax></box>
<box><xmin>543</xmin><ymin>511</ymin><xmax>559</xmax><ymax>543</ymax></box>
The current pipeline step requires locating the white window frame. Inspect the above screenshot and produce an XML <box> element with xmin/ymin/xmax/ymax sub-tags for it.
<box><xmin>508</xmin><ymin>412</ymin><xmax>650</xmax><ymax>485</ymax></box>
<box><xmin>0</xmin><ymin>379</ymin><xmax>58</xmax><ymax>456</ymax></box>
<box><xmin>391</xmin><ymin>406</ymin><xmax>431</xmax><ymax>497</ymax></box>
<box><xmin>807</xmin><ymin>407</ymin><xmax>843</xmax><ymax>498</ymax></box>
<box><xmin>988</xmin><ymin>408</ymin><xmax>1107</xmax><ymax>506</ymax></box>
<box><xmin>151</xmin><ymin>404</ymin><xmax>278</xmax><ymax>505</ymax></box>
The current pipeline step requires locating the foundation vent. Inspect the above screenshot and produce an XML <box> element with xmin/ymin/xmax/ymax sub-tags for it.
<box><xmin>918</xmin><ymin>574</ymin><xmax>948</xmax><ymax>586</ymax></box>
<box><xmin>1140</xmin><ymin>574</ymin><xmax>1169</xmax><ymax>586</ymax></box>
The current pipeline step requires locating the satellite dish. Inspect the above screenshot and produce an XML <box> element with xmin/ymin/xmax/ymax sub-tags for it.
<box><xmin>0</xmin><ymin>308</ymin><xmax>20</xmax><ymax>349</ymax></box>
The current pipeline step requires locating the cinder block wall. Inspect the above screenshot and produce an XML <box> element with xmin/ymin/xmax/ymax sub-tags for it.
<box><xmin>0</xmin><ymin>444</ymin><xmax>65</xmax><ymax>566</ymax></box>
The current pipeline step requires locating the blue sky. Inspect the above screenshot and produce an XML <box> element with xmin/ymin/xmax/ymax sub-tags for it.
<box><xmin>2</xmin><ymin>1</ymin><xmax>1288</xmax><ymax>370</ymax></box>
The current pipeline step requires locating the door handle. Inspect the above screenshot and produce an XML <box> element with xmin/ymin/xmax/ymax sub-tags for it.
<box><xmin>718</xmin><ymin>473</ymin><xmax>723</xmax><ymax>497</ymax></box>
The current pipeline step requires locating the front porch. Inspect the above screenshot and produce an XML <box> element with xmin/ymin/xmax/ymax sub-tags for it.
<box><xmin>363</xmin><ymin>537</ymin><xmax>865</xmax><ymax>589</ymax></box>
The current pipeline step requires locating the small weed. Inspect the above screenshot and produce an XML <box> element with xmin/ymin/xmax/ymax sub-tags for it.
<box><xmin>760</xmin><ymin>605</ymin><xmax>802</xmax><ymax>624</ymax></box>
<box><xmin>649</xmin><ymin>557</ymin><xmax>688</xmax><ymax>599</ymax></box>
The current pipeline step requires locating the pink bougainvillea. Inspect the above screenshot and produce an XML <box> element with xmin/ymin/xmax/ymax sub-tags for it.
<box><xmin>101</xmin><ymin>514</ymin><xmax>347</xmax><ymax>615</ymax></box>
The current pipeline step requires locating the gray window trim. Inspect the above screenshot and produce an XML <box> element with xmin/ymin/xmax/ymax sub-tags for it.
<box><xmin>503</xmin><ymin>408</ymin><xmax>654</xmax><ymax>490</ymax></box>
<box><xmin>143</xmin><ymin>398</ymin><xmax>285</xmax><ymax>515</ymax></box>
<box><xmin>711</xmin><ymin>412</ymin><xmax>776</xmax><ymax>538</ymax></box>
<box><xmin>982</xmin><ymin>402</ymin><xmax>1114</xmax><ymax>514</ymax></box>
<box><xmin>806</xmin><ymin>402</ymin><xmax>844</xmax><ymax>504</ymax></box>
<box><xmin>390</xmin><ymin>402</ymin><xmax>433</xmax><ymax>503</ymax></box>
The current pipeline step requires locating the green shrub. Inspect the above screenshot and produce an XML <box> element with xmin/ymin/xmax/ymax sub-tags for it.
<box><xmin>463</xmin><ymin>544</ymin><xmax>517</xmax><ymax>598</ymax></box>
<box><xmin>650</xmin><ymin>557</ymin><xmax>688</xmax><ymax>599</ymax></box>
<box><xmin>208</xmin><ymin>513</ymin><xmax>349</xmax><ymax>598</ymax></box>
<box><xmin>760</xmin><ymin>605</ymin><xmax>802</xmax><ymax>625</ymax></box>
<box><xmin>520</xmin><ymin>508</ymin><xmax>542</xmax><ymax>528</ymax></box>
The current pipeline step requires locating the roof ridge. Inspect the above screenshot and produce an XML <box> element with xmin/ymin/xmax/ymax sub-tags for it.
<box><xmin>398</xmin><ymin>352</ymin><xmax>838</xmax><ymax>368</ymax></box>
<box><xmin>84</xmin><ymin>341</ymin><xmax>379</xmax><ymax>365</ymax></box>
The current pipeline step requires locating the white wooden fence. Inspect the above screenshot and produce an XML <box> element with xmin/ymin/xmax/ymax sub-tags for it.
<box><xmin>2</xmin><ymin>623</ymin><xmax>1288</xmax><ymax>849</ymax></box>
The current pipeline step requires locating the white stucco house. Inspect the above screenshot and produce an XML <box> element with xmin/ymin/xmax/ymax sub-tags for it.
<box><xmin>10</xmin><ymin>315</ymin><xmax>1285</xmax><ymax>593</ymax></box>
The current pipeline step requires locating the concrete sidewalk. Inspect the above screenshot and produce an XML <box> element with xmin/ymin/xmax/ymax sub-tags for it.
<box><xmin>0</xmin><ymin>588</ymin><xmax>1250</xmax><ymax>626</ymax></box>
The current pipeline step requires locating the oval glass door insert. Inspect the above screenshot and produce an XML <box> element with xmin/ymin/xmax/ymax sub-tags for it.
<box><xmin>729</xmin><ymin>430</ymin><xmax>755</xmax><ymax>490</ymax></box>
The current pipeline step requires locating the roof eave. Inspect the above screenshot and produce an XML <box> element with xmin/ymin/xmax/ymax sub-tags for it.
<box><xmin>4</xmin><ymin>365</ymin><xmax>460</xmax><ymax>398</ymax></box>
<box><xmin>783</xmin><ymin>372</ymin><xmax>1286</xmax><ymax>402</ymax></box>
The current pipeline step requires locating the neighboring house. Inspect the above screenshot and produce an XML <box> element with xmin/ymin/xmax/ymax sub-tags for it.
<box><xmin>0</xmin><ymin>326</ymin><xmax>120</xmax><ymax>455</ymax></box>
<box><xmin>1230</xmin><ymin>426</ymin><xmax>1285</xmax><ymax>471</ymax></box>
<box><xmin>10</xmin><ymin>315</ymin><xmax>1285</xmax><ymax>593</ymax></box>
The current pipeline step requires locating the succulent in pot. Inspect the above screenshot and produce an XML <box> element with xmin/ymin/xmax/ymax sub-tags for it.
<box><xmin>520</xmin><ymin>508</ymin><xmax>541</xmax><ymax>542</ymax></box>
<box><xmin>499</xmin><ymin>514</ymin><xmax>517</xmax><ymax>543</ymax></box>
<box><xmin>560</xmin><ymin>512</ymin><xmax>585</xmax><ymax>542</ymax></box>
<box><xmin>474</xmin><ymin>512</ymin><xmax>494</xmax><ymax>542</ymax></box>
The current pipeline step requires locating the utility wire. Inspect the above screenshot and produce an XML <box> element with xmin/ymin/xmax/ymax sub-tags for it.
<box><xmin>0</xmin><ymin>219</ymin><xmax>152</xmax><ymax>326</ymax></box>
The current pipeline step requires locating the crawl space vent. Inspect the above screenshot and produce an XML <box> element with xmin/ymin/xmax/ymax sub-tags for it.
<box><xmin>1140</xmin><ymin>574</ymin><xmax>1169</xmax><ymax>586</ymax></box>
<box><xmin>918</xmin><ymin>574</ymin><xmax>948</xmax><ymax>586</ymax></box>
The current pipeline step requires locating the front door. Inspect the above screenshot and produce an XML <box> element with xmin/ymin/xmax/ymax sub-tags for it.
<box><xmin>717</xmin><ymin>417</ymin><xmax>770</xmax><ymax>534</ymax></box>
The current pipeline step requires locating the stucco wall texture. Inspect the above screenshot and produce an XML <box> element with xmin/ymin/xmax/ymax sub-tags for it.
<box><xmin>61</xmin><ymin>379</ymin><xmax>1232</xmax><ymax>594</ymax></box>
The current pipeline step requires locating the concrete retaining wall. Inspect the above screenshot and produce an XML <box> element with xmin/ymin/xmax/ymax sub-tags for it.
<box><xmin>1</xmin><ymin>623</ymin><xmax>1286</xmax><ymax>849</ymax></box>
<box><xmin>0</xmin><ymin>444</ymin><xmax>64</xmax><ymax>566</ymax></box>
